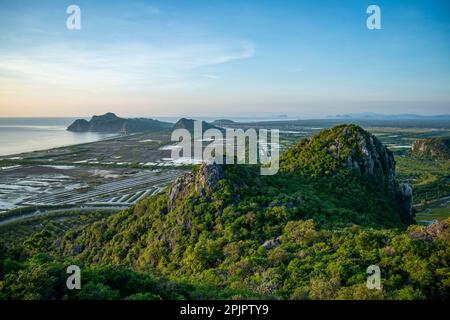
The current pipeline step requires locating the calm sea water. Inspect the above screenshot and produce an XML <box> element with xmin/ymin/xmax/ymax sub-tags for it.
<box><xmin>0</xmin><ymin>116</ymin><xmax>295</xmax><ymax>157</ymax></box>
<box><xmin>0</xmin><ymin>118</ymin><xmax>115</xmax><ymax>156</ymax></box>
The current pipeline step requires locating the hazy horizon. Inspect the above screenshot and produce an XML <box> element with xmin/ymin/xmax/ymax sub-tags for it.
<box><xmin>1</xmin><ymin>111</ymin><xmax>450</xmax><ymax>121</ymax></box>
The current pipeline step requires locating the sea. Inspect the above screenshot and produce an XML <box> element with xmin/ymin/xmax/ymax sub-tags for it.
<box><xmin>0</xmin><ymin>118</ymin><xmax>115</xmax><ymax>157</ymax></box>
<box><xmin>0</xmin><ymin>115</ymin><xmax>296</xmax><ymax>157</ymax></box>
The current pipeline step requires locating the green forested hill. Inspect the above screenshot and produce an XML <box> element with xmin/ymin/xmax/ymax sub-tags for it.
<box><xmin>1</xmin><ymin>125</ymin><xmax>449</xmax><ymax>300</ymax></box>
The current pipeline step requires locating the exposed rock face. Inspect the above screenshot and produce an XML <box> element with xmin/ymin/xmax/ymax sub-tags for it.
<box><xmin>168</xmin><ymin>162</ymin><xmax>223</xmax><ymax>210</ymax></box>
<box><xmin>409</xmin><ymin>219</ymin><xmax>449</xmax><ymax>241</ymax></box>
<box><xmin>332</xmin><ymin>126</ymin><xmax>398</xmax><ymax>191</ymax></box>
<box><xmin>168</xmin><ymin>172</ymin><xmax>195</xmax><ymax>211</ymax></box>
<box><xmin>159</xmin><ymin>165</ymin><xmax>223</xmax><ymax>244</ymax></box>
<box><xmin>338</xmin><ymin>126</ymin><xmax>415</xmax><ymax>223</ymax></box>
<box><xmin>286</xmin><ymin>125</ymin><xmax>399</xmax><ymax>190</ymax></box>
<box><xmin>196</xmin><ymin>162</ymin><xmax>224</xmax><ymax>193</ymax></box>
<box><xmin>165</xmin><ymin>125</ymin><xmax>415</xmax><ymax>224</ymax></box>
<box><xmin>411</xmin><ymin>137</ymin><xmax>450</xmax><ymax>160</ymax></box>
<box><xmin>261</xmin><ymin>238</ymin><xmax>281</xmax><ymax>250</ymax></box>
<box><xmin>67</xmin><ymin>112</ymin><xmax>171</xmax><ymax>133</ymax></box>
<box><xmin>401</xmin><ymin>183</ymin><xmax>413</xmax><ymax>217</ymax></box>
<box><xmin>281</xmin><ymin>124</ymin><xmax>415</xmax><ymax>224</ymax></box>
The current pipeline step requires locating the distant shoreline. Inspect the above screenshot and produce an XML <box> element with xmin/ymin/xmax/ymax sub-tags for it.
<box><xmin>1</xmin><ymin>116</ymin><xmax>449</xmax><ymax>157</ymax></box>
<box><xmin>2</xmin><ymin>134</ymin><xmax>119</xmax><ymax>158</ymax></box>
<box><xmin>0</xmin><ymin>122</ymin><xmax>116</xmax><ymax>157</ymax></box>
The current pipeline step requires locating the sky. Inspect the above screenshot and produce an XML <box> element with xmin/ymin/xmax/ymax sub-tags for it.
<box><xmin>0</xmin><ymin>0</ymin><xmax>449</xmax><ymax>118</ymax></box>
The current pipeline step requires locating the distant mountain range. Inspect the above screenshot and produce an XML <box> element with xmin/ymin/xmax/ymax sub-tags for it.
<box><xmin>66</xmin><ymin>113</ymin><xmax>227</xmax><ymax>135</ymax></box>
<box><xmin>67</xmin><ymin>112</ymin><xmax>450</xmax><ymax>134</ymax></box>
<box><xmin>328</xmin><ymin>113</ymin><xmax>450</xmax><ymax>120</ymax></box>
<box><xmin>210</xmin><ymin>119</ymin><xmax>236</xmax><ymax>126</ymax></box>
<box><xmin>67</xmin><ymin>113</ymin><xmax>172</xmax><ymax>133</ymax></box>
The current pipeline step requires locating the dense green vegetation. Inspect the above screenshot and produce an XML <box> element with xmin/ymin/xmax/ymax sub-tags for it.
<box><xmin>0</xmin><ymin>210</ymin><xmax>114</xmax><ymax>247</ymax></box>
<box><xmin>0</xmin><ymin>245</ymin><xmax>256</xmax><ymax>300</ymax></box>
<box><xmin>416</xmin><ymin>198</ymin><xmax>450</xmax><ymax>224</ymax></box>
<box><xmin>396</xmin><ymin>156</ymin><xmax>449</xmax><ymax>204</ymax></box>
<box><xmin>1</xmin><ymin>215</ymin><xmax>448</xmax><ymax>300</ymax></box>
<box><xmin>1</xmin><ymin>124</ymin><xmax>449</xmax><ymax>300</ymax></box>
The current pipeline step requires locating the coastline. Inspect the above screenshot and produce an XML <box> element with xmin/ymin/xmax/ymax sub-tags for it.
<box><xmin>0</xmin><ymin>125</ymin><xmax>117</xmax><ymax>157</ymax></box>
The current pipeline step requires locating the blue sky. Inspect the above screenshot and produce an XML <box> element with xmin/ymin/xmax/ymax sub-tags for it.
<box><xmin>0</xmin><ymin>0</ymin><xmax>449</xmax><ymax>117</ymax></box>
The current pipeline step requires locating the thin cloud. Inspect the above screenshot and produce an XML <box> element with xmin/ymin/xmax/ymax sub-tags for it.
<box><xmin>200</xmin><ymin>74</ymin><xmax>219</xmax><ymax>79</ymax></box>
<box><xmin>0</xmin><ymin>41</ymin><xmax>256</xmax><ymax>92</ymax></box>
<box><xmin>143</xmin><ymin>6</ymin><xmax>162</xmax><ymax>15</ymax></box>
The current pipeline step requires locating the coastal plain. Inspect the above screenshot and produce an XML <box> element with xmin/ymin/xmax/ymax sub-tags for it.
<box><xmin>0</xmin><ymin>118</ymin><xmax>448</xmax><ymax>234</ymax></box>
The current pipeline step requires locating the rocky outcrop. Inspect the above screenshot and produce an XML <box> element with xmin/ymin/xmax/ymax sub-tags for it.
<box><xmin>401</xmin><ymin>183</ymin><xmax>413</xmax><ymax>217</ymax></box>
<box><xmin>339</xmin><ymin>126</ymin><xmax>398</xmax><ymax>192</ymax></box>
<box><xmin>196</xmin><ymin>162</ymin><xmax>224</xmax><ymax>193</ymax></box>
<box><xmin>338</xmin><ymin>126</ymin><xmax>415</xmax><ymax>223</ymax></box>
<box><xmin>67</xmin><ymin>112</ymin><xmax>172</xmax><ymax>133</ymax></box>
<box><xmin>168</xmin><ymin>172</ymin><xmax>195</xmax><ymax>211</ymax></box>
<box><xmin>409</xmin><ymin>219</ymin><xmax>449</xmax><ymax>241</ymax></box>
<box><xmin>168</xmin><ymin>162</ymin><xmax>223</xmax><ymax>210</ymax></box>
<box><xmin>411</xmin><ymin>137</ymin><xmax>450</xmax><ymax>160</ymax></box>
<box><xmin>285</xmin><ymin>124</ymin><xmax>400</xmax><ymax>190</ymax></box>
<box><xmin>163</xmin><ymin>125</ymin><xmax>415</xmax><ymax>225</ymax></box>
<box><xmin>261</xmin><ymin>238</ymin><xmax>281</xmax><ymax>250</ymax></box>
<box><xmin>281</xmin><ymin>124</ymin><xmax>415</xmax><ymax>224</ymax></box>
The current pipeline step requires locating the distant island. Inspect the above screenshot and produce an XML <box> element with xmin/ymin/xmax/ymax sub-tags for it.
<box><xmin>67</xmin><ymin>113</ymin><xmax>450</xmax><ymax>135</ymax></box>
<box><xmin>328</xmin><ymin>113</ymin><xmax>450</xmax><ymax>121</ymax></box>
<box><xmin>210</xmin><ymin>119</ymin><xmax>236</xmax><ymax>126</ymax></box>
<box><xmin>67</xmin><ymin>112</ymin><xmax>172</xmax><ymax>134</ymax></box>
